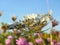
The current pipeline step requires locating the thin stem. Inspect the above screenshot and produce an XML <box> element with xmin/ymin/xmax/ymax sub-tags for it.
<box><xmin>38</xmin><ymin>43</ymin><xmax>40</xmax><ymax>45</ymax></box>
<box><xmin>31</xmin><ymin>34</ymin><xmax>36</xmax><ymax>45</ymax></box>
<box><xmin>30</xmin><ymin>31</ymin><xmax>36</xmax><ymax>45</ymax></box>
<box><xmin>50</xmin><ymin>33</ymin><xmax>52</xmax><ymax>45</ymax></box>
<box><xmin>12</xmin><ymin>39</ymin><xmax>14</xmax><ymax>45</ymax></box>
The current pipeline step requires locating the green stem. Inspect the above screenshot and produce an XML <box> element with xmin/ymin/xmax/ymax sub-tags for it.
<box><xmin>31</xmin><ymin>35</ymin><xmax>36</xmax><ymax>45</ymax></box>
<box><xmin>38</xmin><ymin>43</ymin><xmax>40</xmax><ymax>45</ymax></box>
<box><xmin>11</xmin><ymin>39</ymin><xmax>14</xmax><ymax>45</ymax></box>
<box><xmin>29</xmin><ymin>31</ymin><xmax>36</xmax><ymax>45</ymax></box>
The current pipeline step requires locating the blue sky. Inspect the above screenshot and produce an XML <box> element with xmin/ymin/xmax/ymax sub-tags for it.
<box><xmin>0</xmin><ymin>0</ymin><xmax>60</xmax><ymax>32</ymax></box>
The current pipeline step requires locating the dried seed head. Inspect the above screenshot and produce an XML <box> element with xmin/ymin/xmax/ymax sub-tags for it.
<box><xmin>12</xmin><ymin>15</ymin><xmax>17</xmax><ymax>21</ymax></box>
<box><xmin>52</xmin><ymin>20</ymin><xmax>58</xmax><ymax>27</ymax></box>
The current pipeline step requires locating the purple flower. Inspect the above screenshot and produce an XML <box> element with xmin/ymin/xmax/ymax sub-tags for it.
<box><xmin>8</xmin><ymin>35</ymin><xmax>13</xmax><ymax>40</ymax></box>
<box><xmin>16</xmin><ymin>37</ymin><xmax>27</xmax><ymax>45</ymax></box>
<box><xmin>28</xmin><ymin>42</ymin><xmax>34</xmax><ymax>45</ymax></box>
<box><xmin>52</xmin><ymin>40</ymin><xmax>57</xmax><ymax>45</ymax></box>
<box><xmin>35</xmin><ymin>38</ymin><xmax>43</xmax><ymax>44</ymax></box>
<box><xmin>57</xmin><ymin>42</ymin><xmax>60</xmax><ymax>45</ymax></box>
<box><xmin>5</xmin><ymin>39</ymin><xmax>11</xmax><ymax>45</ymax></box>
<box><xmin>19</xmin><ymin>37</ymin><xmax>27</xmax><ymax>43</ymax></box>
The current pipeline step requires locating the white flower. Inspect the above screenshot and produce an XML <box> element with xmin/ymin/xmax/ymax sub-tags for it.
<box><xmin>46</xmin><ymin>16</ymin><xmax>50</xmax><ymax>22</ymax></box>
<box><xmin>40</xmin><ymin>18</ymin><xmax>45</xmax><ymax>23</ymax></box>
<box><xmin>25</xmin><ymin>13</ymin><xmax>36</xmax><ymax>19</ymax></box>
<box><xmin>48</xmin><ymin>10</ymin><xmax>52</xmax><ymax>15</ymax></box>
<box><xmin>37</xmin><ymin>13</ymin><xmax>42</xmax><ymax>18</ymax></box>
<box><xmin>31</xmin><ymin>13</ymin><xmax>36</xmax><ymax>19</ymax></box>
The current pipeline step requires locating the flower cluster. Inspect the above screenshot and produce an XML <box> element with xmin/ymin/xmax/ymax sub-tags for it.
<box><xmin>5</xmin><ymin>35</ymin><xmax>13</xmax><ymax>45</ymax></box>
<box><xmin>0</xmin><ymin>11</ymin><xmax>59</xmax><ymax>45</ymax></box>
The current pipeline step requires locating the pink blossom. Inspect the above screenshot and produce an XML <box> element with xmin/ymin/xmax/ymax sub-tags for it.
<box><xmin>47</xmin><ymin>38</ymin><xmax>50</xmax><ymax>42</ymax></box>
<box><xmin>16</xmin><ymin>37</ymin><xmax>27</xmax><ymax>45</ymax></box>
<box><xmin>52</xmin><ymin>40</ymin><xmax>57</xmax><ymax>45</ymax></box>
<box><xmin>28</xmin><ymin>42</ymin><xmax>34</xmax><ymax>45</ymax></box>
<box><xmin>18</xmin><ymin>37</ymin><xmax>27</xmax><ymax>43</ymax></box>
<box><xmin>35</xmin><ymin>38</ymin><xmax>43</xmax><ymax>44</ymax></box>
<box><xmin>5</xmin><ymin>39</ymin><xmax>11</xmax><ymax>45</ymax></box>
<box><xmin>57</xmin><ymin>42</ymin><xmax>60</xmax><ymax>45</ymax></box>
<box><xmin>8</xmin><ymin>35</ymin><xmax>13</xmax><ymax>40</ymax></box>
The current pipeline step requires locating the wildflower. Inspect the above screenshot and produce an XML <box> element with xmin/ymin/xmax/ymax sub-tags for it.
<box><xmin>12</xmin><ymin>15</ymin><xmax>17</xmax><ymax>21</ymax></box>
<box><xmin>51</xmin><ymin>42</ymin><xmax>54</xmax><ymax>45</ymax></box>
<box><xmin>52</xmin><ymin>20</ymin><xmax>58</xmax><ymax>27</ymax></box>
<box><xmin>48</xmin><ymin>10</ymin><xmax>52</xmax><ymax>15</ymax></box>
<box><xmin>5</xmin><ymin>39</ymin><xmax>11</xmax><ymax>45</ymax></box>
<box><xmin>8</xmin><ymin>35</ymin><xmax>13</xmax><ymax>40</ymax></box>
<box><xmin>28</xmin><ymin>42</ymin><xmax>34</xmax><ymax>45</ymax></box>
<box><xmin>18</xmin><ymin>37</ymin><xmax>27</xmax><ymax>43</ymax></box>
<box><xmin>52</xmin><ymin>40</ymin><xmax>57</xmax><ymax>45</ymax></box>
<box><xmin>57</xmin><ymin>42</ymin><xmax>60</xmax><ymax>45</ymax></box>
<box><xmin>35</xmin><ymin>38</ymin><xmax>43</xmax><ymax>44</ymax></box>
<box><xmin>16</xmin><ymin>37</ymin><xmax>27</xmax><ymax>45</ymax></box>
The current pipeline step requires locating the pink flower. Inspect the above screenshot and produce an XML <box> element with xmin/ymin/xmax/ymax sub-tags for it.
<box><xmin>35</xmin><ymin>38</ymin><xmax>43</xmax><ymax>44</ymax></box>
<box><xmin>8</xmin><ymin>35</ymin><xmax>13</xmax><ymax>40</ymax></box>
<box><xmin>5</xmin><ymin>39</ymin><xmax>11</xmax><ymax>45</ymax></box>
<box><xmin>18</xmin><ymin>37</ymin><xmax>27</xmax><ymax>43</ymax></box>
<box><xmin>52</xmin><ymin>40</ymin><xmax>57</xmax><ymax>45</ymax></box>
<box><xmin>28</xmin><ymin>42</ymin><xmax>34</xmax><ymax>45</ymax></box>
<box><xmin>47</xmin><ymin>38</ymin><xmax>50</xmax><ymax>42</ymax></box>
<box><xmin>51</xmin><ymin>42</ymin><xmax>54</xmax><ymax>45</ymax></box>
<box><xmin>57</xmin><ymin>42</ymin><xmax>60</xmax><ymax>45</ymax></box>
<box><xmin>16</xmin><ymin>37</ymin><xmax>27</xmax><ymax>45</ymax></box>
